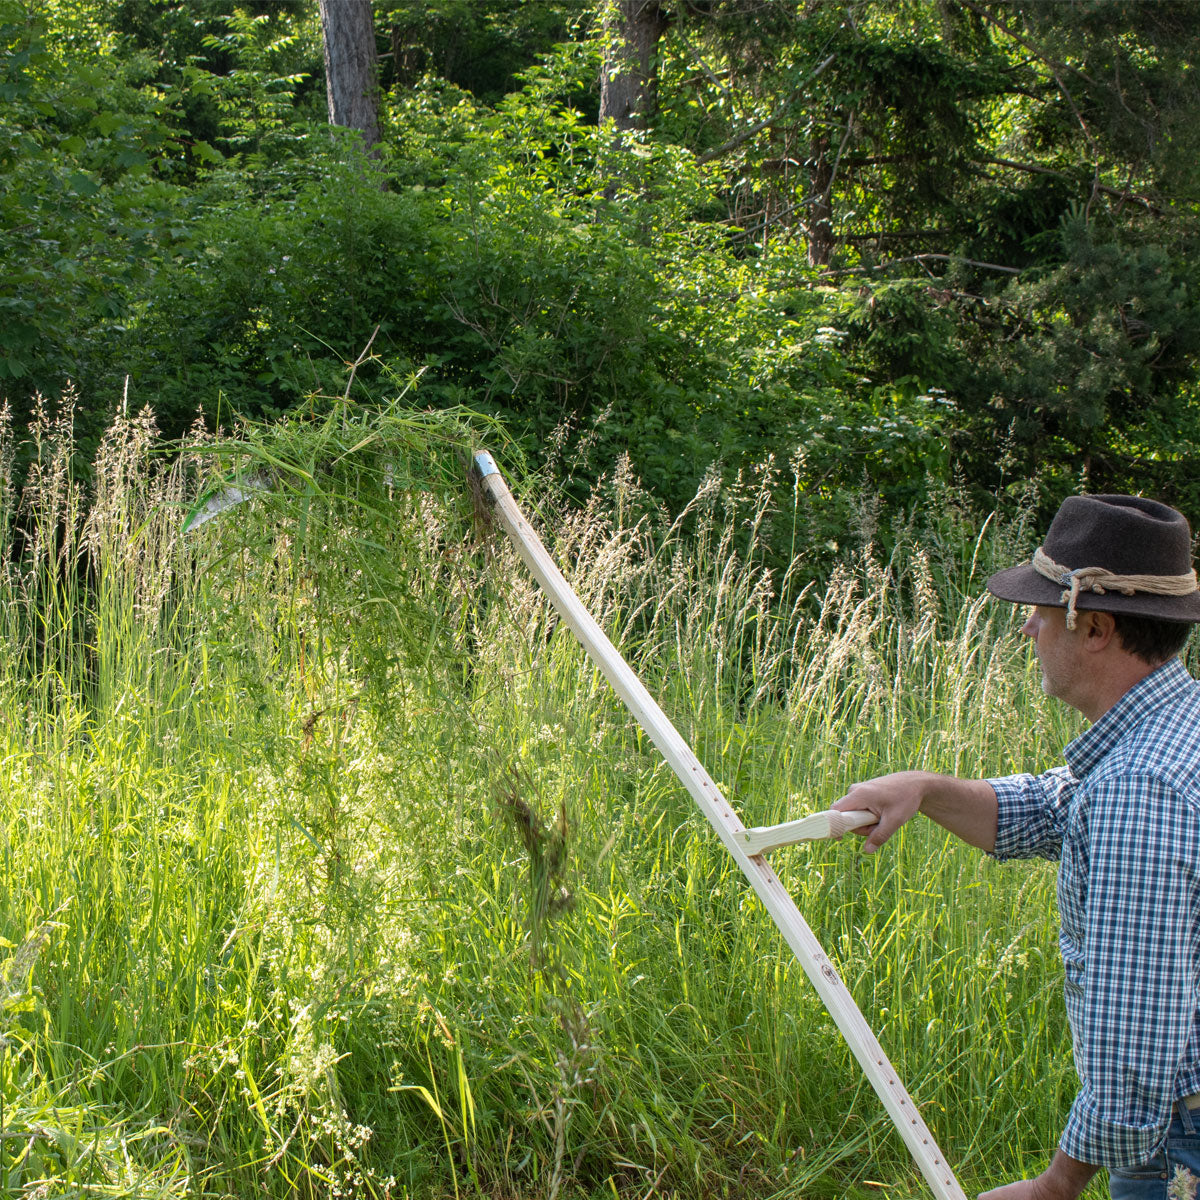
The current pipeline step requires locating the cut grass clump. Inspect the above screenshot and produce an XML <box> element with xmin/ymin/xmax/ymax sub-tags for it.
<box><xmin>1</xmin><ymin>403</ymin><xmax>1095</xmax><ymax>1197</ymax></box>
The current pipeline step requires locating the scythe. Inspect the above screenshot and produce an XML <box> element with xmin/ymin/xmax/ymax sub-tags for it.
<box><xmin>471</xmin><ymin>450</ymin><xmax>967</xmax><ymax>1200</ymax></box>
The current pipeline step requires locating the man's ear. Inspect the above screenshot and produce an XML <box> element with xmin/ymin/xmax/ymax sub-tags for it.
<box><xmin>1080</xmin><ymin>609</ymin><xmax>1117</xmax><ymax>651</ymax></box>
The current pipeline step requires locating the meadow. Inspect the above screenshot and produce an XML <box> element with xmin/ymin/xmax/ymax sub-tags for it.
<box><xmin>0</xmin><ymin>401</ymin><xmax>1107</xmax><ymax>1198</ymax></box>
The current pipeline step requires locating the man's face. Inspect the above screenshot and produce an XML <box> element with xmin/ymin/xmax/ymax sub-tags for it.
<box><xmin>1020</xmin><ymin>604</ymin><xmax>1091</xmax><ymax>710</ymax></box>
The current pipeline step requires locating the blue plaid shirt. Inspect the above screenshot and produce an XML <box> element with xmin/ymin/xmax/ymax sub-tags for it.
<box><xmin>989</xmin><ymin>656</ymin><xmax>1200</xmax><ymax>1169</ymax></box>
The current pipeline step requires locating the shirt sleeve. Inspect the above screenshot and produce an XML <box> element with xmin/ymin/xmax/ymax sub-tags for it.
<box><xmin>1058</xmin><ymin>775</ymin><xmax>1200</xmax><ymax>1168</ymax></box>
<box><xmin>987</xmin><ymin>765</ymin><xmax>1076</xmax><ymax>861</ymax></box>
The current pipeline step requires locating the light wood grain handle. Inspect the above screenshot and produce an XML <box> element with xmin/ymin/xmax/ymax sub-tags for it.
<box><xmin>739</xmin><ymin>809</ymin><xmax>876</xmax><ymax>855</ymax></box>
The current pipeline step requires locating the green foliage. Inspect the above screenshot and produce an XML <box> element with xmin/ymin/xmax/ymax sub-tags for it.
<box><xmin>0</xmin><ymin>0</ymin><xmax>331</xmax><ymax>460</ymax></box>
<box><xmin>845</xmin><ymin>216</ymin><xmax>1200</xmax><ymax>514</ymax></box>
<box><xmin>378</xmin><ymin>0</ymin><xmax>587</xmax><ymax>104</ymax></box>
<box><xmin>192</xmin><ymin>7</ymin><xmax>322</xmax><ymax>168</ymax></box>
<box><xmin>644</xmin><ymin>0</ymin><xmax>1200</xmax><ymax>522</ymax></box>
<box><xmin>121</xmin><ymin>147</ymin><xmax>443</xmax><ymax>437</ymax></box>
<box><xmin>108</xmin><ymin>0</ymin><xmax>322</xmax><ymax>172</ymax></box>
<box><xmin>120</xmin><ymin>65</ymin><xmax>940</xmax><ymax>530</ymax></box>
<box><xmin>977</xmin><ymin>222</ymin><xmax>1200</xmax><ymax>480</ymax></box>
<box><xmin>5</xmin><ymin>4</ymin><xmax>1200</xmax><ymax>1193</ymax></box>
<box><xmin>0</xmin><ymin>0</ymin><xmax>186</xmax><ymax>438</ymax></box>
<box><xmin>998</xmin><ymin>1</ymin><xmax>1200</xmax><ymax>197</ymax></box>
<box><xmin>5</xmin><ymin>0</ymin><xmax>1200</xmax><ymax>544</ymax></box>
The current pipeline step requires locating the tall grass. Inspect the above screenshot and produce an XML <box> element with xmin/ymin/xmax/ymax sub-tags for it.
<box><xmin>0</xmin><ymin>404</ymin><xmax>1100</xmax><ymax>1198</ymax></box>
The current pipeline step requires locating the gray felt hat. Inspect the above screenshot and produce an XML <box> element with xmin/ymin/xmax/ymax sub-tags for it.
<box><xmin>987</xmin><ymin>494</ymin><xmax>1200</xmax><ymax>624</ymax></box>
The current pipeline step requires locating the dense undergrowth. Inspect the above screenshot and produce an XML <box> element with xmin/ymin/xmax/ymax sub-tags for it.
<box><xmin>9</xmin><ymin>0</ymin><xmax>1200</xmax><ymax>530</ymax></box>
<box><xmin>0</xmin><ymin>400</ymin><xmax>1116</xmax><ymax>1198</ymax></box>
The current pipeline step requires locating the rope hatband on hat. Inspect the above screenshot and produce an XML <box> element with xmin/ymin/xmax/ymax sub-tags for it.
<box><xmin>1032</xmin><ymin>547</ymin><xmax>1199</xmax><ymax>629</ymax></box>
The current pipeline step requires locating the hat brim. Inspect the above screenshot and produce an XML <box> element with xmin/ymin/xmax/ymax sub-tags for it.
<box><xmin>987</xmin><ymin>563</ymin><xmax>1200</xmax><ymax>622</ymax></box>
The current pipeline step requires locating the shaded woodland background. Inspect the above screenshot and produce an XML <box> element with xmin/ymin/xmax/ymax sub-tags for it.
<box><xmin>4</xmin><ymin>0</ymin><xmax>1200</xmax><ymax>557</ymax></box>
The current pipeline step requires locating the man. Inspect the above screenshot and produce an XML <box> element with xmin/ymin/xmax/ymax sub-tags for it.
<box><xmin>832</xmin><ymin>494</ymin><xmax>1200</xmax><ymax>1200</ymax></box>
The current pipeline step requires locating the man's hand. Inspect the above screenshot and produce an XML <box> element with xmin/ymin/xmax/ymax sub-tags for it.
<box><xmin>978</xmin><ymin>1182</ymin><xmax>1051</xmax><ymax>1199</ymax></box>
<box><xmin>831</xmin><ymin>770</ymin><xmax>1000</xmax><ymax>852</ymax></box>
<box><xmin>977</xmin><ymin>1151</ymin><xmax>1097</xmax><ymax>1200</ymax></box>
<box><xmin>831</xmin><ymin>771</ymin><xmax>927</xmax><ymax>853</ymax></box>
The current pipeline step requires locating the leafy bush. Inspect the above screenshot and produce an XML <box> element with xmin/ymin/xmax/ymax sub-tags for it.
<box><xmin>120</xmin><ymin>65</ymin><xmax>952</xmax><ymax>561</ymax></box>
<box><xmin>0</xmin><ymin>0</ymin><xmax>187</xmax><ymax>443</ymax></box>
<box><xmin>844</xmin><ymin>217</ymin><xmax>1200</xmax><ymax>517</ymax></box>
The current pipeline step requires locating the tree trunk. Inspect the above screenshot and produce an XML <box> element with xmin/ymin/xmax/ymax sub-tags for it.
<box><xmin>807</xmin><ymin>133</ymin><xmax>835</xmax><ymax>267</ymax></box>
<box><xmin>599</xmin><ymin>0</ymin><xmax>669</xmax><ymax>131</ymax></box>
<box><xmin>318</xmin><ymin>0</ymin><xmax>381</xmax><ymax>155</ymax></box>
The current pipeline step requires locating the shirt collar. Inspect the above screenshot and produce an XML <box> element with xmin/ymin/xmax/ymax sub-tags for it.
<box><xmin>1064</xmin><ymin>657</ymin><xmax>1195</xmax><ymax>779</ymax></box>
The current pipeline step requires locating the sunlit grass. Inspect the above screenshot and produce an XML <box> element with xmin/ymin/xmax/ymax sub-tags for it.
<box><xmin>0</xmin><ymin>404</ymin><xmax>1104</xmax><ymax>1197</ymax></box>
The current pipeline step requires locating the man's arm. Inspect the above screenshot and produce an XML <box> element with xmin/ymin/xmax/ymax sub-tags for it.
<box><xmin>978</xmin><ymin>1149</ymin><xmax>1098</xmax><ymax>1199</ymax></box>
<box><xmin>831</xmin><ymin>770</ymin><xmax>999</xmax><ymax>853</ymax></box>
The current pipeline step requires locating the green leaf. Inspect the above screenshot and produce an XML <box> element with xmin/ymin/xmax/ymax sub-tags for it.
<box><xmin>66</xmin><ymin>171</ymin><xmax>99</xmax><ymax>196</ymax></box>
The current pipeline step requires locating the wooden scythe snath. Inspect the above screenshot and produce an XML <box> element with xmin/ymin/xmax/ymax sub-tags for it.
<box><xmin>472</xmin><ymin>451</ymin><xmax>968</xmax><ymax>1200</ymax></box>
